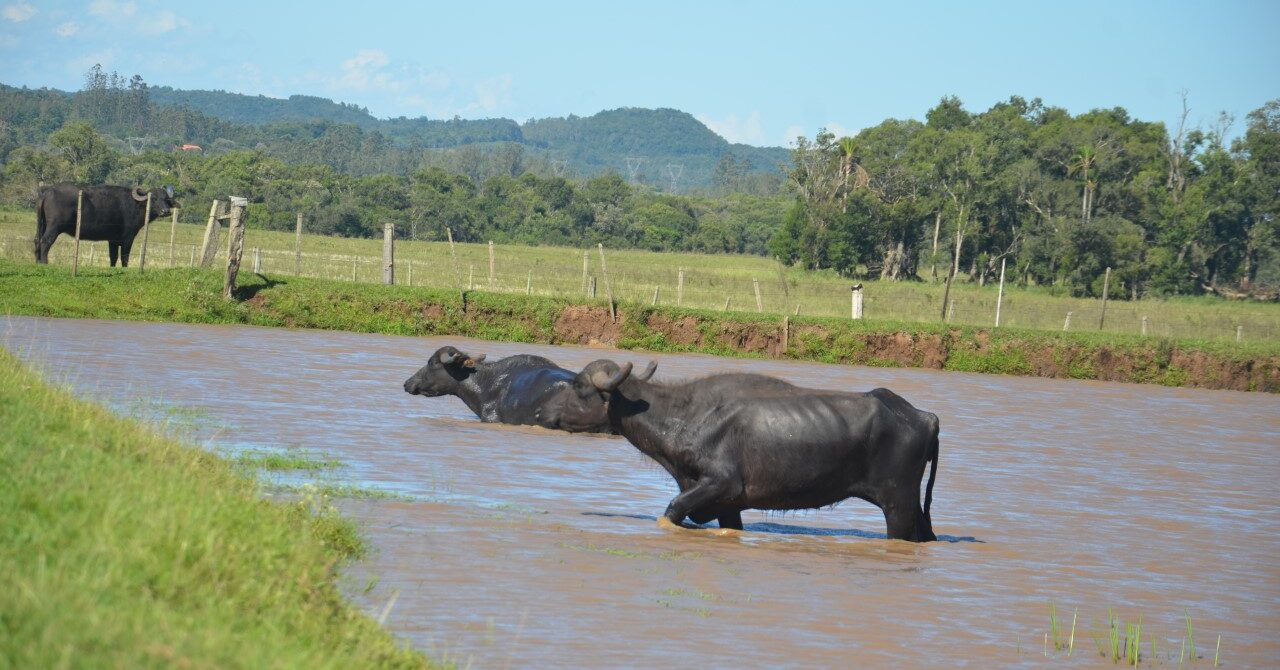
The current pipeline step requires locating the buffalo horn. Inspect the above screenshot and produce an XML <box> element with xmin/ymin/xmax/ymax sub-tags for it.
<box><xmin>590</xmin><ymin>362</ymin><xmax>633</xmax><ymax>391</ymax></box>
<box><xmin>131</xmin><ymin>187</ymin><xmax>149</xmax><ymax>202</ymax></box>
<box><xmin>472</xmin><ymin>354</ymin><xmax>486</xmax><ymax>363</ymax></box>
<box><xmin>635</xmin><ymin>360</ymin><xmax>658</xmax><ymax>381</ymax></box>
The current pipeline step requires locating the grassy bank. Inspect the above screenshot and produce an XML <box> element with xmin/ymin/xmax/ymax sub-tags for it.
<box><xmin>2</xmin><ymin>259</ymin><xmax>1276</xmax><ymax>392</ymax></box>
<box><xmin>0</xmin><ymin>348</ymin><xmax>435</xmax><ymax>668</ymax></box>
<box><xmin>3</xmin><ymin>208</ymin><xmax>1276</xmax><ymax>343</ymax></box>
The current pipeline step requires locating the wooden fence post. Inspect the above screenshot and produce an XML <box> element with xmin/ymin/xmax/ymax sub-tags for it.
<box><xmin>252</xmin><ymin>246</ymin><xmax>261</xmax><ymax>273</ymax></box>
<box><xmin>407</xmin><ymin>259</ymin><xmax>413</xmax><ymax>287</ymax></box>
<box><xmin>995</xmin><ymin>257</ymin><xmax>1006</xmax><ymax>327</ymax></box>
<box><xmin>794</xmin><ymin>304</ymin><xmax>800</xmax><ymax>316</ymax></box>
<box><xmin>1141</xmin><ymin>315</ymin><xmax>1148</xmax><ymax>337</ymax></box>
<box><xmin>1236</xmin><ymin>325</ymin><xmax>1243</xmax><ymax>343</ymax></box>
<box><xmin>222</xmin><ymin>196</ymin><xmax>248</xmax><ymax>299</ymax></box>
<box><xmin>851</xmin><ymin>284</ymin><xmax>864</xmax><ymax>320</ymax></box>
<box><xmin>352</xmin><ymin>260</ymin><xmax>357</xmax><ymax>282</ymax></box>
<box><xmin>722</xmin><ymin>297</ymin><xmax>731</xmax><ymax>312</ymax></box>
<box><xmin>581</xmin><ymin>250</ymin><xmax>589</xmax><ymax>296</ymax></box>
<box><xmin>782</xmin><ymin>316</ymin><xmax>790</xmax><ymax>354</ymax></box>
<box><xmin>383</xmin><ymin>223</ymin><xmax>395</xmax><ymax>285</ymax></box>
<box><xmin>652</xmin><ymin>286</ymin><xmax>660</xmax><ymax>305</ymax></box>
<box><xmin>199</xmin><ymin>199</ymin><xmax>224</xmax><ymax>267</ymax></box>
<box><xmin>137</xmin><ymin>192</ymin><xmax>152</xmax><ymax>272</ymax></box>
<box><xmin>488</xmin><ymin>240</ymin><xmax>495</xmax><ymax>290</ymax></box>
<box><xmin>677</xmin><ymin>268</ymin><xmax>684</xmax><ymax>307</ymax></box>
<box><xmin>589</xmin><ymin>275</ymin><xmax>597</xmax><ymax>298</ymax></box>
<box><xmin>468</xmin><ymin>264</ymin><xmax>474</xmax><ymax>290</ymax></box>
<box><xmin>1063</xmin><ymin>311</ymin><xmax>1073</xmax><ymax>331</ymax></box>
<box><xmin>1098</xmin><ymin>266</ymin><xmax>1111</xmax><ymax>330</ymax></box>
<box><xmin>294</xmin><ymin>212</ymin><xmax>303</xmax><ymax>275</ymax></box>
<box><xmin>753</xmin><ymin>278</ymin><xmax>763</xmax><ymax>312</ymax></box>
<box><xmin>168</xmin><ymin>209</ymin><xmax>178</xmax><ymax>268</ymax></box>
<box><xmin>597</xmin><ymin>243</ymin><xmax>616</xmax><ymax>322</ymax></box>
<box><xmin>71</xmin><ymin>190</ymin><xmax>83</xmax><ymax>277</ymax></box>
<box><xmin>526</xmin><ymin>270</ymin><xmax>532</xmax><ymax>295</ymax></box>
<box><xmin>447</xmin><ymin>228</ymin><xmax>461</xmax><ymax>289</ymax></box>
<box><xmin>946</xmin><ymin>299</ymin><xmax>955</xmax><ymax>323</ymax></box>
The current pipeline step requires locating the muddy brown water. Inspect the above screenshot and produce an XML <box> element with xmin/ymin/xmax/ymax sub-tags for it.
<box><xmin>4</xmin><ymin>316</ymin><xmax>1278</xmax><ymax>669</ymax></box>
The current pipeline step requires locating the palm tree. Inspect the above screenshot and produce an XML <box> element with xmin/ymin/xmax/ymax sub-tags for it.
<box><xmin>1067</xmin><ymin>146</ymin><xmax>1097</xmax><ymax>224</ymax></box>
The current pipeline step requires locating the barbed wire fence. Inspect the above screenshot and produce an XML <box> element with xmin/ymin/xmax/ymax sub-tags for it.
<box><xmin>2</xmin><ymin>214</ymin><xmax>1276</xmax><ymax>344</ymax></box>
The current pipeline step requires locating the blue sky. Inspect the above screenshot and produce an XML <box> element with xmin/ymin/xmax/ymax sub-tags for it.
<box><xmin>2</xmin><ymin>1</ymin><xmax>1277</xmax><ymax>146</ymax></box>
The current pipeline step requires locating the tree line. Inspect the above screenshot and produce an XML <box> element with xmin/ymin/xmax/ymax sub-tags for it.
<box><xmin>771</xmin><ymin>96</ymin><xmax>1278</xmax><ymax>297</ymax></box>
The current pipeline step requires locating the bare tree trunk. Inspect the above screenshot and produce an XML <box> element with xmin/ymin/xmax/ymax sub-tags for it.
<box><xmin>930</xmin><ymin>211</ymin><xmax>942</xmax><ymax>282</ymax></box>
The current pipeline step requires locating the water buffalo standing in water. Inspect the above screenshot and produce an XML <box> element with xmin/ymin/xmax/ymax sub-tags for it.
<box><xmin>403</xmin><ymin>346</ymin><xmax>653</xmax><ymax>433</ymax></box>
<box><xmin>566</xmin><ymin>360</ymin><xmax>940</xmax><ymax>542</ymax></box>
<box><xmin>35</xmin><ymin>184</ymin><xmax>175</xmax><ymax>266</ymax></box>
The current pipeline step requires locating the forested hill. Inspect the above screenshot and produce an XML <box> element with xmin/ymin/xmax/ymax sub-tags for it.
<box><xmin>136</xmin><ymin>86</ymin><xmax>789</xmax><ymax>187</ymax></box>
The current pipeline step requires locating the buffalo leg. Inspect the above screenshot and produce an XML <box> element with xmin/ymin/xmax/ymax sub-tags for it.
<box><xmin>662</xmin><ymin>479</ymin><xmax>733</xmax><ymax>526</ymax></box>
<box><xmin>108</xmin><ymin>241</ymin><xmax>120</xmax><ymax>267</ymax></box>
<box><xmin>881</xmin><ymin>490</ymin><xmax>933</xmax><ymax>542</ymax></box>
<box><xmin>119</xmin><ymin>238</ymin><xmax>134</xmax><ymax>268</ymax></box>
<box><xmin>36</xmin><ymin>230</ymin><xmax>58</xmax><ymax>262</ymax></box>
<box><xmin>717</xmin><ymin>510</ymin><xmax>743</xmax><ymax>530</ymax></box>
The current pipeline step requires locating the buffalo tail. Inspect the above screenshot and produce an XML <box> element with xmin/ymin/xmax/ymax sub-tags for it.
<box><xmin>923</xmin><ymin>421</ymin><xmax>939</xmax><ymax>526</ymax></box>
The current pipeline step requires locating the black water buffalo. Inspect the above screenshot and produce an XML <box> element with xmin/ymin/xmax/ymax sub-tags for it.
<box><xmin>35</xmin><ymin>184</ymin><xmax>175</xmax><ymax>266</ymax></box>
<box><xmin>403</xmin><ymin>346</ymin><xmax>652</xmax><ymax>433</ymax></box>
<box><xmin>568</xmin><ymin>360</ymin><xmax>940</xmax><ymax>542</ymax></box>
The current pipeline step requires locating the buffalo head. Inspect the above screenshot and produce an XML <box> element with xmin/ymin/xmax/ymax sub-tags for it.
<box><xmin>571</xmin><ymin>359</ymin><xmax>657</xmax><ymax>401</ymax></box>
<box><xmin>132</xmin><ymin>186</ymin><xmax>177</xmax><ymax>219</ymax></box>
<box><xmin>403</xmin><ymin>346</ymin><xmax>486</xmax><ymax>396</ymax></box>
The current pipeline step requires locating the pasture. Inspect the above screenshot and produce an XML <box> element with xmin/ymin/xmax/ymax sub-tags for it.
<box><xmin>2</xmin><ymin>207</ymin><xmax>1276</xmax><ymax>343</ymax></box>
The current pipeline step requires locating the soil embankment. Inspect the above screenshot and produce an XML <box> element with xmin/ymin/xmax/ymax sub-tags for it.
<box><xmin>2</xmin><ymin>260</ymin><xmax>1276</xmax><ymax>392</ymax></box>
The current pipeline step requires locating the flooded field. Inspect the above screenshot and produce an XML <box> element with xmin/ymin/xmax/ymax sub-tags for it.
<box><xmin>4</xmin><ymin>316</ymin><xmax>1277</xmax><ymax>668</ymax></box>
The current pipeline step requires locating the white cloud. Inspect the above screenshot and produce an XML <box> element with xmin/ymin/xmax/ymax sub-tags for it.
<box><xmin>335</xmin><ymin>49</ymin><xmax>394</xmax><ymax>91</ymax></box>
<box><xmin>697</xmin><ymin>111</ymin><xmax>767</xmax><ymax>145</ymax></box>
<box><xmin>470</xmin><ymin>74</ymin><xmax>512</xmax><ymax>113</ymax></box>
<box><xmin>88</xmin><ymin>0</ymin><xmax>136</xmax><ymax>18</ymax></box>
<box><xmin>68</xmin><ymin>47</ymin><xmax>117</xmax><ymax>72</ymax></box>
<box><xmin>54</xmin><ymin>21</ymin><xmax>77</xmax><ymax>37</ymax></box>
<box><xmin>782</xmin><ymin>125</ymin><xmax>807</xmax><ymax>146</ymax></box>
<box><xmin>324</xmin><ymin>50</ymin><xmax>510</xmax><ymax>119</ymax></box>
<box><xmin>1</xmin><ymin>2</ymin><xmax>36</xmax><ymax>22</ymax></box>
<box><xmin>137</xmin><ymin>10</ymin><xmax>187</xmax><ymax>35</ymax></box>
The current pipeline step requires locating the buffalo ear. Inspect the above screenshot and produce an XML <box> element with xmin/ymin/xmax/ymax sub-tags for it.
<box><xmin>462</xmin><ymin>358</ymin><xmax>476</xmax><ymax>369</ymax></box>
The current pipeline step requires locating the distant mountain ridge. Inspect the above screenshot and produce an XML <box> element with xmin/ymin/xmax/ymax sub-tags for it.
<box><xmin>145</xmin><ymin>86</ymin><xmax>789</xmax><ymax>186</ymax></box>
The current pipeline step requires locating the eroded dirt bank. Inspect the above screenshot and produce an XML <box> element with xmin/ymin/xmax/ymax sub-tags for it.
<box><xmin>5</xmin><ymin>316</ymin><xmax>1278</xmax><ymax>668</ymax></box>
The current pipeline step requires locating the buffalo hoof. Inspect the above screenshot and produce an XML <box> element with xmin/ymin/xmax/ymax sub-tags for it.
<box><xmin>656</xmin><ymin>517</ymin><xmax>687</xmax><ymax>531</ymax></box>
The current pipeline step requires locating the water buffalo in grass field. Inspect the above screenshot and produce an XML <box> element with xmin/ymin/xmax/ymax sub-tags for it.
<box><xmin>403</xmin><ymin>346</ymin><xmax>654</xmax><ymax>434</ymax></box>
<box><xmin>35</xmin><ymin>184</ymin><xmax>175</xmax><ymax>267</ymax></box>
<box><xmin>565</xmin><ymin>360</ymin><xmax>941</xmax><ymax>542</ymax></box>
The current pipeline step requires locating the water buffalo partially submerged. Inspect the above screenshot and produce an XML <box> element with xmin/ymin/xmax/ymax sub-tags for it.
<box><xmin>568</xmin><ymin>360</ymin><xmax>940</xmax><ymax>542</ymax></box>
<box><xmin>404</xmin><ymin>346</ymin><xmax>652</xmax><ymax>434</ymax></box>
<box><xmin>35</xmin><ymin>184</ymin><xmax>176</xmax><ymax>266</ymax></box>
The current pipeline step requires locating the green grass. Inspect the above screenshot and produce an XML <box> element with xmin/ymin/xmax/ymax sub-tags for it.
<box><xmin>3</xmin><ymin>207</ymin><xmax>1276</xmax><ymax>343</ymax></box>
<box><xmin>0</xmin><ymin>258</ymin><xmax>1276</xmax><ymax>391</ymax></box>
<box><xmin>235</xmin><ymin>448</ymin><xmax>343</xmax><ymax>471</ymax></box>
<box><xmin>0</xmin><ymin>349</ymin><xmax>439</xmax><ymax>668</ymax></box>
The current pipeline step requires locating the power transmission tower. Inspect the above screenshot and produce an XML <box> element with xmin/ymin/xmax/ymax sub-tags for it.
<box><xmin>625</xmin><ymin>156</ymin><xmax>645</xmax><ymax>183</ymax></box>
<box><xmin>551</xmin><ymin>159</ymin><xmax>567</xmax><ymax>177</ymax></box>
<box><xmin>666</xmin><ymin>163</ymin><xmax>684</xmax><ymax>193</ymax></box>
